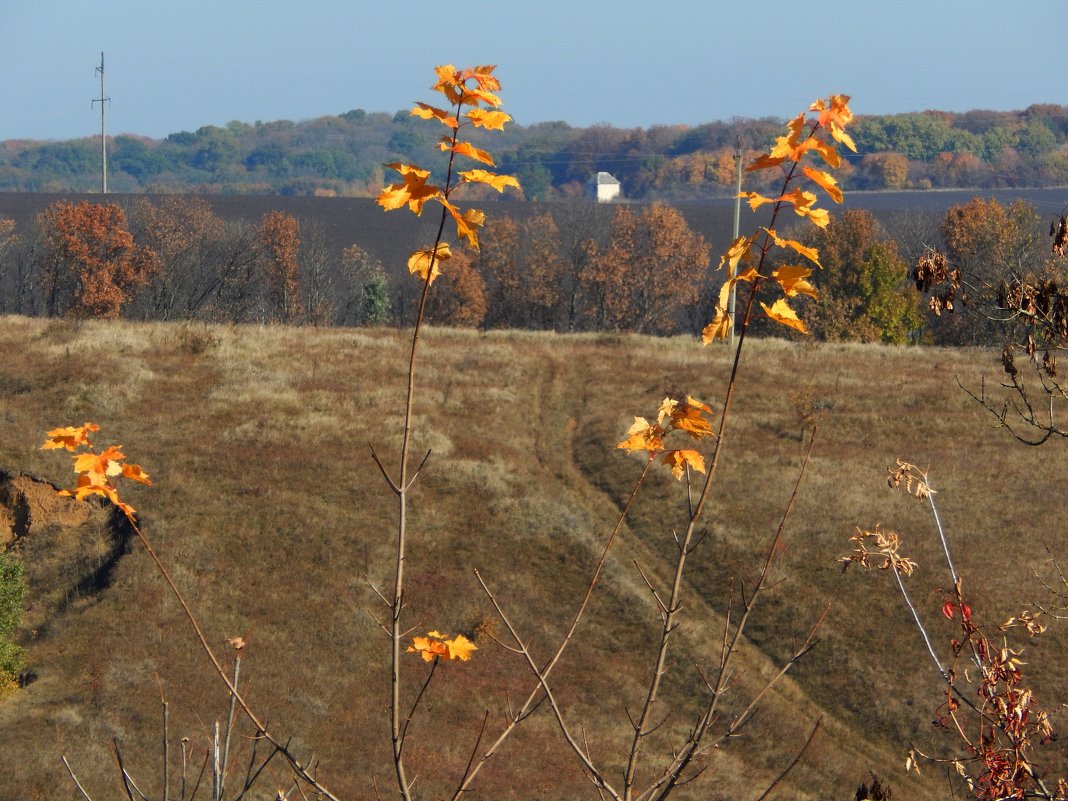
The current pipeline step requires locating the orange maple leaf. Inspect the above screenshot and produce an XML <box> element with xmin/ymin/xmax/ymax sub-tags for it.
<box><xmin>377</xmin><ymin>164</ymin><xmax>441</xmax><ymax>214</ymax></box>
<box><xmin>740</xmin><ymin>192</ymin><xmax>778</xmax><ymax>212</ymax></box>
<box><xmin>779</xmin><ymin>189</ymin><xmax>830</xmax><ymax>228</ymax></box>
<box><xmin>747</xmin><ymin>153</ymin><xmax>787</xmax><ymax>173</ymax></box>
<box><xmin>441</xmin><ymin>139</ymin><xmax>495</xmax><ymax>166</ymax></box>
<box><xmin>41</xmin><ymin>423</ymin><xmax>100</xmax><ymax>451</ymax></box>
<box><xmin>811</xmin><ymin>95</ymin><xmax>856</xmax><ymax>152</ymax></box>
<box><xmin>617</xmin><ymin>417</ymin><xmax>664</xmax><ymax>453</ymax></box>
<box><xmin>459</xmin><ymin>169</ymin><xmax>520</xmax><ymax>193</ymax></box>
<box><xmin>802</xmin><ymin>167</ymin><xmax>844</xmax><ymax>204</ymax></box>
<box><xmin>661</xmin><ymin>449</ymin><xmax>706</xmax><ymax>480</ymax></box>
<box><xmin>45</xmin><ymin>424</ymin><xmax>150</xmax><ymax>519</ymax></box>
<box><xmin>773</xmin><ymin>265</ymin><xmax>819</xmax><ymax>300</ymax></box>
<box><xmin>407</xmin><ymin>630</ymin><xmax>478</xmax><ymax>662</ymax></box>
<box><xmin>656</xmin><ymin>397</ymin><xmax>678</xmax><ymax>426</ymax></box>
<box><xmin>761</xmin><ymin>298</ymin><xmax>809</xmax><ymax>334</ymax></box>
<box><xmin>810</xmin><ymin>138</ymin><xmax>841</xmax><ymax>169</ymax></box>
<box><xmin>407</xmin><ymin>243</ymin><xmax>451</xmax><ymax>284</ymax></box>
<box><xmin>702</xmin><ymin>265</ymin><xmax>758</xmax><ymax>345</ymax></box>
<box><xmin>767</xmin><ymin>113</ymin><xmax>810</xmax><ymax>162</ymax></box>
<box><xmin>121</xmin><ymin>462</ymin><xmax>153</xmax><ymax>485</ymax></box>
<box><xmin>466</xmin><ymin>108</ymin><xmax>512</xmax><ymax>131</ymax></box>
<box><xmin>73</xmin><ymin>444</ymin><xmax>126</xmax><ymax>479</ymax></box>
<box><xmin>765</xmin><ymin>229</ymin><xmax>822</xmax><ymax>268</ymax></box>
<box><xmin>668</xmin><ymin>397</ymin><xmax>715</xmax><ymax>440</ymax></box>
<box><xmin>702</xmin><ymin>308</ymin><xmax>732</xmax><ymax>344</ymax></box>
<box><xmin>719</xmin><ymin>234</ymin><xmax>756</xmax><ymax>274</ymax></box>
<box><xmin>438</xmin><ymin>199</ymin><xmax>486</xmax><ymax>249</ymax></box>
<box><xmin>446</xmin><ymin>634</ymin><xmax>478</xmax><ymax>661</ymax></box>
<box><xmin>411</xmin><ymin>102</ymin><xmax>459</xmax><ymax>129</ymax></box>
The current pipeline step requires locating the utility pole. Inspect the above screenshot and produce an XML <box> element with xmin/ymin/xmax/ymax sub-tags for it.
<box><xmin>729</xmin><ymin>135</ymin><xmax>742</xmax><ymax>347</ymax></box>
<box><xmin>91</xmin><ymin>52</ymin><xmax>109</xmax><ymax>194</ymax></box>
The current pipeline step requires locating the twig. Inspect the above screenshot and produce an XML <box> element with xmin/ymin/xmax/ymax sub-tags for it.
<box><xmin>453</xmin><ymin>710</ymin><xmax>490</xmax><ymax>797</ymax></box>
<box><xmin>475</xmin><ymin>570</ymin><xmax>622</xmax><ymax>800</ymax></box>
<box><xmin>61</xmin><ymin>756</ymin><xmax>94</xmax><ymax>801</ymax></box>
<box><xmin>753</xmin><ymin>717</ymin><xmax>821</xmax><ymax>801</ymax></box>
<box><xmin>454</xmin><ymin>460</ymin><xmax>654</xmax><ymax>798</ymax></box>
<box><xmin>112</xmin><ymin>739</ymin><xmax>139</xmax><ymax>801</ymax></box>
<box><xmin>400</xmin><ymin>657</ymin><xmax>439</xmax><ymax>752</ymax></box>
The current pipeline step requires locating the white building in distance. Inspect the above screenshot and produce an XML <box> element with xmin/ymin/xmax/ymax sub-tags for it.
<box><xmin>586</xmin><ymin>171</ymin><xmax>621</xmax><ymax>203</ymax></box>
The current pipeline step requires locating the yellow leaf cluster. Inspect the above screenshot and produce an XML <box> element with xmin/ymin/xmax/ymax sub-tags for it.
<box><xmin>376</xmin><ymin>65</ymin><xmax>520</xmax><ymax>277</ymax></box>
<box><xmin>407</xmin><ymin>630</ymin><xmax>478</xmax><ymax>662</ymax></box>
<box><xmin>704</xmin><ymin>94</ymin><xmax>856</xmax><ymax>341</ymax></box>
<box><xmin>42</xmin><ymin>423</ymin><xmax>152</xmax><ymax>519</ymax></box>
<box><xmin>618</xmin><ymin>396</ymin><xmax>715</xmax><ymax>480</ymax></box>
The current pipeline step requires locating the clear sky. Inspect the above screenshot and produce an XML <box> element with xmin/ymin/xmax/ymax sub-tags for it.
<box><xmin>1</xmin><ymin>0</ymin><xmax>1065</xmax><ymax>142</ymax></box>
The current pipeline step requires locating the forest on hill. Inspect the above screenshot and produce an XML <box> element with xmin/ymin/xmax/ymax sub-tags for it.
<box><xmin>2</xmin><ymin>104</ymin><xmax>1068</xmax><ymax>198</ymax></box>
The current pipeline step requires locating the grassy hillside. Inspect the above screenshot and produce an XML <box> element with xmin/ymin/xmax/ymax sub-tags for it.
<box><xmin>2</xmin><ymin>316</ymin><xmax>1068</xmax><ymax>800</ymax></box>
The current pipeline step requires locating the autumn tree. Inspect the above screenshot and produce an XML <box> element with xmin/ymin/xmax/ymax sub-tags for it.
<box><xmin>130</xmin><ymin>196</ymin><xmax>228</xmax><ymax>319</ymax></box>
<box><xmin>912</xmin><ymin>207</ymin><xmax>1068</xmax><ymax>442</ymax></box>
<box><xmin>550</xmin><ymin>200</ymin><xmax>613</xmax><ymax>331</ymax></box>
<box><xmin>257</xmin><ymin>211</ymin><xmax>303</xmax><ymax>323</ymax></box>
<box><xmin>477</xmin><ymin>213</ymin><xmax>565</xmax><ymax>329</ymax></box>
<box><xmin>37</xmin><ymin>200</ymin><xmax>157</xmax><ymax>318</ymax></box>
<box><xmin>930</xmin><ymin>197</ymin><xmax>1045</xmax><ymax>345</ymax></box>
<box><xmin>340</xmin><ymin>244</ymin><xmax>393</xmax><ymax>326</ymax></box>
<box><xmin>522</xmin><ymin>213</ymin><xmax>567</xmax><ymax>328</ymax></box>
<box><xmin>473</xmin><ymin>215</ymin><xmax>520</xmax><ymax>328</ymax></box>
<box><xmin>0</xmin><ymin>219</ymin><xmax>20</xmax><ymax>313</ymax></box>
<box><xmin>583</xmin><ymin>203</ymin><xmax>710</xmax><ymax>334</ymax></box>
<box><xmin>787</xmin><ymin>209</ymin><xmax>923</xmax><ymax>343</ymax></box>
<box><xmin>856</xmin><ymin>152</ymin><xmax>909</xmax><ymax>189</ymax></box>
<box><xmin>424</xmin><ymin>249</ymin><xmax>487</xmax><ymax>327</ymax></box>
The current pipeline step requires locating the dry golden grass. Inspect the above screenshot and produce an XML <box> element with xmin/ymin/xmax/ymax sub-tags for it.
<box><xmin>2</xmin><ymin>316</ymin><xmax>1068</xmax><ymax>800</ymax></box>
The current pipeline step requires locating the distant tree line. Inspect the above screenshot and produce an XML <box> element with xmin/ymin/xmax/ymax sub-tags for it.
<box><xmin>2</xmin><ymin>104</ymin><xmax>1067</xmax><ymax>198</ymax></box>
<box><xmin>1</xmin><ymin>194</ymin><xmax>1056</xmax><ymax>346</ymax></box>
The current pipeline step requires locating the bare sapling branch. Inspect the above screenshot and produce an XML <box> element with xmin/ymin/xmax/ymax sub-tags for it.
<box><xmin>41</xmin><ymin>423</ymin><xmax>340</xmax><ymax>800</ymax></box>
<box><xmin>373</xmin><ymin>64</ymin><xmax>518</xmax><ymax>800</ymax></box>
<box><xmin>844</xmin><ymin>461</ymin><xmax>1065</xmax><ymax>800</ymax></box>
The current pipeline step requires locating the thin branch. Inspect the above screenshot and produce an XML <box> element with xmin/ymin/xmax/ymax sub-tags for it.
<box><xmin>123</xmin><ymin>517</ymin><xmax>341</xmax><ymax>801</ymax></box>
<box><xmin>219</xmin><ymin>657</ymin><xmax>242</xmax><ymax>800</ymax></box>
<box><xmin>475</xmin><ymin>570</ymin><xmax>622</xmax><ymax>800</ymax></box>
<box><xmin>61</xmin><ymin>757</ymin><xmax>94</xmax><ymax>801</ymax></box>
<box><xmin>112</xmin><ymin>739</ymin><xmax>139</xmax><ymax>801</ymax></box>
<box><xmin>454</xmin><ymin>460</ymin><xmax>654</xmax><ymax>797</ymax></box>
<box><xmin>752</xmin><ymin>717</ymin><xmax>821</xmax><ymax>801</ymax></box>
<box><xmin>453</xmin><ymin>710</ymin><xmax>490</xmax><ymax>797</ymax></box>
<box><xmin>404</xmin><ymin>448</ymin><xmax>433</xmax><ymax>491</ymax></box>
<box><xmin>400</xmin><ymin>658</ymin><xmax>439</xmax><ymax>752</ymax></box>
<box><xmin>632</xmin><ymin>559</ymin><xmax>668</xmax><ymax>617</ymax></box>
<box><xmin>368</xmin><ymin>444</ymin><xmax>400</xmax><ymax>494</ymax></box>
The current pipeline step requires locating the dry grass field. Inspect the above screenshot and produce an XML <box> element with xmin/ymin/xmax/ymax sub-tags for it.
<box><xmin>2</xmin><ymin>315</ymin><xmax>1068</xmax><ymax>799</ymax></box>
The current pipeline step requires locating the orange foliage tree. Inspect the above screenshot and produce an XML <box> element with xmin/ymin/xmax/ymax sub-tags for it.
<box><xmin>257</xmin><ymin>210</ymin><xmax>303</xmax><ymax>323</ymax></box>
<box><xmin>786</xmin><ymin>208</ymin><xmax>923</xmax><ymax>343</ymax></box>
<box><xmin>37</xmin><ymin>200</ymin><xmax>157</xmax><ymax>319</ymax></box>
<box><xmin>522</xmin><ymin>213</ymin><xmax>567</xmax><ymax>328</ymax></box>
<box><xmin>584</xmin><ymin>203</ymin><xmax>710</xmax><ymax>334</ymax></box>
<box><xmin>424</xmin><ymin>249</ymin><xmax>488</xmax><ymax>327</ymax></box>
<box><xmin>478</xmin><ymin>213</ymin><xmax>566</xmax><ymax>329</ymax></box>
<box><xmin>473</xmin><ymin>215</ymin><xmax>520</xmax><ymax>327</ymax></box>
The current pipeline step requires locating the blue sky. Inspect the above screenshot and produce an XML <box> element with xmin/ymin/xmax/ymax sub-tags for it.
<box><xmin>1</xmin><ymin>1</ymin><xmax>1065</xmax><ymax>142</ymax></box>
